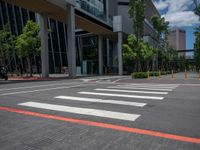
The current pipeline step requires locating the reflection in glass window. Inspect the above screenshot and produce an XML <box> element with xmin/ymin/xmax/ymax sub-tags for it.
<box><xmin>76</xmin><ymin>0</ymin><xmax>106</xmax><ymax>22</ymax></box>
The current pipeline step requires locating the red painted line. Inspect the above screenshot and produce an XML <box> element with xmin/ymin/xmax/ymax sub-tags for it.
<box><xmin>0</xmin><ymin>106</ymin><xmax>200</xmax><ymax>144</ymax></box>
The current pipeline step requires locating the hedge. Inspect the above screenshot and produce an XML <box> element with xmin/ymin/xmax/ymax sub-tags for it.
<box><xmin>131</xmin><ymin>72</ymin><xmax>148</xmax><ymax>79</ymax></box>
<box><xmin>131</xmin><ymin>71</ymin><xmax>172</xmax><ymax>79</ymax></box>
<box><xmin>149</xmin><ymin>72</ymin><xmax>159</xmax><ymax>76</ymax></box>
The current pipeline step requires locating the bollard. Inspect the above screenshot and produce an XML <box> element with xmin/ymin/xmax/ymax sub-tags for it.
<box><xmin>158</xmin><ymin>70</ymin><xmax>161</xmax><ymax>80</ymax></box>
<box><xmin>171</xmin><ymin>70</ymin><xmax>174</xmax><ymax>79</ymax></box>
<box><xmin>184</xmin><ymin>69</ymin><xmax>188</xmax><ymax>80</ymax></box>
<box><xmin>199</xmin><ymin>70</ymin><xmax>200</xmax><ymax>80</ymax></box>
<box><xmin>147</xmin><ymin>70</ymin><xmax>150</xmax><ymax>80</ymax></box>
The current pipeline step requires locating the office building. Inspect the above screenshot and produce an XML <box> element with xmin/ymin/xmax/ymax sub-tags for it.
<box><xmin>168</xmin><ymin>28</ymin><xmax>186</xmax><ymax>56</ymax></box>
<box><xmin>0</xmin><ymin>0</ymin><xmax>159</xmax><ymax>77</ymax></box>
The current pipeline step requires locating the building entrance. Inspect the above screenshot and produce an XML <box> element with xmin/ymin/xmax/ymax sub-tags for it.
<box><xmin>77</xmin><ymin>36</ymin><xmax>98</xmax><ymax>75</ymax></box>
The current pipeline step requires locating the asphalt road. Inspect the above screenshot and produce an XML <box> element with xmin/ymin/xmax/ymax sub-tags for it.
<box><xmin>0</xmin><ymin>74</ymin><xmax>200</xmax><ymax>150</ymax></box>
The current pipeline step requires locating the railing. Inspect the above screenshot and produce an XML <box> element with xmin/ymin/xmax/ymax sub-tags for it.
<box><xmin>75</xmin><ymin>0</ymin><xmax>107</xmax><ymax>22</ymax></box>
<box><xmin>75</xmin><ymin>0</ymin><xmax>113</xmax><ymax>26</ymax></box>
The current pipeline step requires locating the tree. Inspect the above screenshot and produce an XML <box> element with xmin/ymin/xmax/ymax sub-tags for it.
<box><xmin>194</xmin><ymin>27</ymin><xmax>200</xmax><ymax>70</ymax></box>
<box><xmin>123</xmin><ymin>35</ymin><xmax>137</xmax><ymax>73</ymax></box>
<box><xmin>123</xmin><ymin>34</ymin><xmax>156</xmax><ymax>72</ymax></box>
<box><xmin>128</xmin><ymin>0</ymin><xmax>145</xmax><ymax>72</ymax></box>
<box><xmin>128</xmin><ymin>0</ymin><xmax>145</xmax><ymax>41</ymax></box>
<box><xmin>139</xmin><ymin>41</ymin><xmax>155</xmax><ymax>71</ymax></box>
<box><xmin>15</xmin><ymin>20</ymin><xmax>41</xmax><ymax>77</ymax></box>
<box><xmin>151</xmin><ymin>15</ymin><xmax>169</xmax><ymax>71</ymax></box>
<box><xmin>0</xmin><ymin>25</ymin><xmax>15</xmax><ymax>66</ymax></box>
<box><xmin>194</xmin><ymin>1</ymin><xmax>200</xmax><ymax>17</ymax></box>
<box><xmin>168</xmin><ymin>47</ymin><xmax>179</xmax><ymax>69</ymax></box>
<box><xmin>193</xmin><ymin>1</ymin><xmax>200</xmax><ymax>70</ymax></box>
<box><xmin>151</xmin><ymin>15</ymin><xmax>169</xmax><ymax>41</ymax></box>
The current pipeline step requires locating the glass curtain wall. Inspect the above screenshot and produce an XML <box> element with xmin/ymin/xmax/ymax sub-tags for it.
<box><xmin>0</xmin><ymin>1</ymin><xmax>69</xmax><ymax>74</ymax></box>
<box><xmin>76</xmin><ymin>0</ymin><xmax>107</xmax><ymax>22</ymax></box>
<box><xmin>0</xmin><ymin>1</ymin><xmax>113</xmax><ymax>75</ymax></box>
<box><xmin>76</xmin><ymin>35</ymin><xmax>98</xmax><ymax>75</ymax></box>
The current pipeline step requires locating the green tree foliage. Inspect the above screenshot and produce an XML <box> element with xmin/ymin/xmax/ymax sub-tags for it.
<box><xmin>194</xmin><ymin>27</ymin><xmax>200</xmax><ymax>70</ymax></box>
<box><xmin>139</xmin><ymin>42</ymin><xmax>155</xmax><ymax>61</ymax></box>
<box><xmin>139</xmin><ymin>41</ymin><xmax>156</xmax><ymax>71</ymax></box>
<box><xmin>194</xmin><ymin>2</ymin><xmax>200</xmax><ymax>17</ymax></box>
<box><xmin>123</xmin><ymin>35</ymin><xmax>137</xmax><ymax>72</ymax></box>
<box><xmin>157</xmin><ymin>46</ymin><xmax>179</xmax><ymax>70</ymax></box>
<box><xmin>0</xmin><ymin>25</ymin><xmax>15</xmax><ymax>66</ymax></box>
<box><xmin>151</xmin><ymin>15</ymin><xmax>169</xmax><ymax>40</ymax></box>
<box><xmin>128</xmin><ymin>0</ymin><xmax>145</xmax><ymax>41</ymax></box>
<box><xmin>168</xmin><ymin>47</ymin><xmax>178</xmax><ymax>62</ymax></box>
<box><xmin>123</xmin><ymin>35</ymin><xmax>156</xmax><ymax>72</ymax></box>
<box><xmin>193</xmin><ymin>1</ymin><xmax>200</xmax><ymax>70</ymax></box>
<box><xmin>15</xmin><ymin>20</ymin><xmax>41</xmax><ymax>77</ymax></box>
<box><xmin>151</xmin><ymin>15</ymin><xmax>169</xmax><ymax>71</ymax></box>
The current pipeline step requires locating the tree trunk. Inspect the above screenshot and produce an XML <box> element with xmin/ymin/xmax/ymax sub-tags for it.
<box><xmin>28</xmin><ymin>56</ymin><xmax>33</xmax><ymax>77</ymax></box>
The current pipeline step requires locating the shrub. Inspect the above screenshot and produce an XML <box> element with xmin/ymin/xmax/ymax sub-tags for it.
<box><xmin>131</xmin><ymin>72</ymin><xmax>148</xmax><ymax>79</ymax></box>
<box><xmin>131</xmin><ymin>71</ymin><xmax>175</xmax><ymax>79</ymax></box>
<box><xmin>161</xmin><ymin>71</ymin><xmax>167</xmax><ymax>75</ymax></box>
<box><xmin>149</xmin><ymin>72</ymin><xmax>159</xmax><ymax>76</ymax></box>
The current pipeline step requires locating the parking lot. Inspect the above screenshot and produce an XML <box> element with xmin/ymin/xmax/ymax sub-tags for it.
<box><xmin>0</xmin><ymin>75</ymin><xmax>200</xmax><ymax>150</ymax></box>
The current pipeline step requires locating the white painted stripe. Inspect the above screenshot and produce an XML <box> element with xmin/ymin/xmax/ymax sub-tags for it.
<box><xmin>79</xmin><ymin>92</ymin><xmax>164</xmax><ymax>100</ymax></box>
<box><xmin>118</xmin><ymin>83</ymin><xmax>179</xmax><ymax>86</ymax></box>
<box><xmin>0</xmin><ymin>85</ymin><xmax>81</xmax><ymax>96</ymax></box>
<box><xmin>119</xmin><ymin>86</ymin><xmax>177</xmax><ymax>89</ymax></box>
<box><xmin>0</xmin><ymin>82</ymin><xmax>78</xmax><ymax>92</ymax></box>
<box><xmin>19</xmin><ymin>102</ymin><xmax>140</xmax><ymax>121</ymax></box>
<box><xmin>117</xmin><ymin>85</ymin><xmax>178</xmax><ymax>89</ymax></box>
<box><xmin>55</xmin><ymin>96</ymin><xmax>147</xmax><ymax>107</ymax></box>
<box><xmin>95</xmin><ymin>89</ymin><xmax>168</xmax><ymax>95</ymax></box>
<box><xmin>108</xmin><ymin>86</ymin><xmax>173</xmax><ymax>91</ymax></box>
<box><xmin>112</xmin><ymin>78</ymin><xmax>122</xmax><ymax>83</ymax></box>
<box><xmin>120</xmin><ymin>84</ymin><xmax>179</xmax><ymax>86</ymax></box>
<box><xmin>117</xmin><ymin>84</ymin><xmax>179</xmax><ymax>88</ymax></box>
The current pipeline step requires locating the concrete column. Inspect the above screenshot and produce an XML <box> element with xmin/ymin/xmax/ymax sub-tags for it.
<box><xmin>118</xmin><ymin>31</ymin><xmax>123</xmax><ymax>75</ymax></box>
<box><xmin>98</xmin><ymin>36</ymin><xmax>103</xmax><ymax>75</ymax></box>
<box><xmin>37</xmin><ymin>13</ymin><xmax>49</xmax><ymax>78</ymax></box>
<box><xmin>106</xmin><ymin>39</ymin><xmax>110</xmax><ymax>67</ymax></box>
<box><xmin>67</xmin><ymin>4</ymin><xmax>76</xmax><ymax>78</ymax></box>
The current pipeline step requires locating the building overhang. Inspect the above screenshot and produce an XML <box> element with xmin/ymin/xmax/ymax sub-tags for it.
<box><xmin>4</xmin><ymin>0</ymin><xmax>115</xmax><ymax>39</ymax></box>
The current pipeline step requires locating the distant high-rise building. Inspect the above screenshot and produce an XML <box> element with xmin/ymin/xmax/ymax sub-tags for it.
<box><xmin>168</xmin><ymin>28</ymin><xmax>186</xmax><ymax>56</ymax></box>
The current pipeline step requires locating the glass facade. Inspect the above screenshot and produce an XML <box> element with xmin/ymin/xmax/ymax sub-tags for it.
<box><xmin>0</xmin><ymin>1</ymin><xmax>115</xmax><ymax>75</ymax></box>
<box><xmin>0</xmin><ymin>1</ymin><xmax>69</xmax><ymax>74</ymax></box>
<box><xmin>82</xmin><ymin>36</ymin><xmax>98</xmax><ymax>74</ymax></box>
<box><xmin>76</xmin><ymin>0</ymin><xmax>107</xmax><ymax>22</ymax></box>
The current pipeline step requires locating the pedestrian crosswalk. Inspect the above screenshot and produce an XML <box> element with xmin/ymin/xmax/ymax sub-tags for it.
<box><xmin>19</xmin><ymin>101</ymin><xmax>140</xmax><ymax>121</ymax></box>
<box><xmin>108</xmin><ymin>86</ymin><xmax>174</xmax><ymax>91</ymax></box>
<box><xmin>94</xmin><ymin>88</ymin><xmax>168</xmax><ymax>95</ymax></box>
<box><xmin>18</xmin><ymin>83</ymin><xmax>179</xmax><ymax>123</ymax></box>
<box><xmin>54</xmin><ymin>96</ymin><xmax>147</xmax><ymax>107</ymax></box>
<box><xmin>78</xmin><ymin>91</ymin><xmax>164</xmax><ymax>100</ymax></box>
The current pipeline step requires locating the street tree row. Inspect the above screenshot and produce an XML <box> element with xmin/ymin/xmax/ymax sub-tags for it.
<box><xmin>0</xmin><ymin>21</ymin><xmax>40</xmax><ymax>77</ymax></box>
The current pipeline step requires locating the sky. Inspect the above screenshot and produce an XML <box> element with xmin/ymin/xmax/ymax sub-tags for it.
<box><xmin>152</xmin><ymin>0</ymin><xmax>200</xmax><ymax>49</ymax></box>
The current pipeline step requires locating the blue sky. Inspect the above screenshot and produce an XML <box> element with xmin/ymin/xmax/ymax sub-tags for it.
<box><xmin>152</xmin><ymin>0</ymin><xmax>200</xmax><ymax>49</ymax></box>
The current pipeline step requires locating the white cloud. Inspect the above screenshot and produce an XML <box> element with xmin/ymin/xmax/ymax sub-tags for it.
<box><xmin>163</xmin><ymin>11</ymin><xmax>199</xmax><ymax>26</ymax></box>
<box><xmin>167</xmin><ymin>0</ymin><xmax>193</xmax><ymax>12</ymax></box>
<box><xmin>153</xmin><ymin>0</ymin><xmax>200</xmax><ymax>27</ymax></box>
<box><xmin>153</xmin><ymin>0</ymin><xmax>169</xmax><ymax>10</ymax></box>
